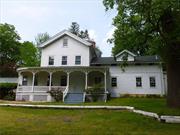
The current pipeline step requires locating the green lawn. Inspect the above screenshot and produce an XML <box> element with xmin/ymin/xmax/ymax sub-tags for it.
<box><xmin>0</xmin><ymin>107</ymin><xmax>180</xmax><ymax>135</ymax></box>
<box><xmin>1</xmin><ymin>97</ymin><xmax>180</xmax><ymax>115</ymax></box>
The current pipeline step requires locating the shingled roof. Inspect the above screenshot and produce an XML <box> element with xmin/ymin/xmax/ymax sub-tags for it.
<box><xmin>91</xmin><ymin>55</ymin><xmax>161</xmax><ymax>65</ymax></box>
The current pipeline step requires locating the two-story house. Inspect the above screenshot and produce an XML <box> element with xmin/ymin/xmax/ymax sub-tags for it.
<box><xmin>16</xmin><ymin>30</ymin><xmax>167</xmax><ymax>103</ymax></box>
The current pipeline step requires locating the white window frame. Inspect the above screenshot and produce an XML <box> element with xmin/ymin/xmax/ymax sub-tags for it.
<box><xmin>75</xmin><ymin>55</ymin><xmax>81</xmax><ymax>65</ymax></box>
<box><xmin>149</xmin><ymin>76</ymin><xmax>156</xmax><ymax>88</ymax></box>
<box><xmin>63</xmin><ymin>38</ymin><xmax>68</xmax><ymax>47</ymax></box>
<box><xmin>111</xmin><ymin>77</ymin><xmax>117</xmax><ymax>87</ymax></box>
<box><xmin>61</xmin><ymin>56</ymin><xmax>67</xmax><ymax>65</ymax></box>
<box><xmin>136</xmin><ymin>76</ymin><xmax>142</xmax><ymax>87</ymax></box>
<box><xmin>48</xmin><ymin>56</ymin><xmax>54</xmax><ymax>66</ymax></box>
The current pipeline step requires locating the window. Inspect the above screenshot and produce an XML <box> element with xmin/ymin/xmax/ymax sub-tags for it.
<box><xmin>111</xmin><ymin>77</ymin><xmax>117</xmax><ymax>87</ymax></box>
<box><xmin>62</xmin><ymin>56</ymin><xmax>67</xmax><ymax>65</ymax></box>
<box><xmin>75</xmin><ymin>56</ymin><xmax>81</xmax><ymax>65</ymax></box>
<box><xmin>61</xmin><ymin>76</ymin><xmax>67</xmax><ymax>86</ymax></box>
<box><xmin>136</xmin><ymin>77</ymin><xmax>142</xmax><ymax>87</ymax></box>
<box><xmin>22</xmin><ymin>76</ymin><xmax>28</xmax><ymax>86</ymax></box>
<box><xmin>48</xmin><ymin>56</ymin><xmax>54</xmax><ymax>65</ymax></box>
<box><xmin>95</xmin><ymin>77</ymin><xmax>102</xmax><ymax>84</ymax></box>
<box><xmin>63</xmin><ymin>38</ymin><xmax>68</xmax><ymax>47</ymax></box>
<box><xmin>150</xmin><ymin>77</ymin><xmax>156</xmax><ymax>87</ymax></box>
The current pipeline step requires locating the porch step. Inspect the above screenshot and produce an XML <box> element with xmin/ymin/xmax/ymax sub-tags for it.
<box><xmin>64</xmin><ymin>93</ymin><xmax>84</xmax><ymax>104</ymax></box>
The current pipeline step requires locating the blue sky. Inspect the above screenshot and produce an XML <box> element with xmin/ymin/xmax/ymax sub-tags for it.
<box><xmin>0</xmin><ymin>0</ymin><xmax>117</xmax><ymax>56</ymax></box>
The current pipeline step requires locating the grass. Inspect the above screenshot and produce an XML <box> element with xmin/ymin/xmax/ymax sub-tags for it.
<box><xmin>1</xmin><ymin>97</ymin><xmax>180</xmax><ymax>115</ymax></box>
<box><xmin>0</xmin><ymin>107</ymin><xmax>180</xmax><ymax>135</ymax></box>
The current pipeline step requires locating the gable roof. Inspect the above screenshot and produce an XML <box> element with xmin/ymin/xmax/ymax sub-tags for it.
<box><xmin>39</xmin><ymin>29</ymin><xmax>92</xmax><ymax>48</ymax></box>
<box><xmin>91</xmin><ymin>55</ymin><xmax>161</xmax><ymax>65</ymax></box>
<box><xmin>115</xmin><ymin>49</ymin><xmax>136</xmax><ymax>57</ymax></box>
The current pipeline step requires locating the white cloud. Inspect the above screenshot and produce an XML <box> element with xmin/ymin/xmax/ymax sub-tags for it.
<box><xmin>99</xmin><ymin>27</ymin><xmax>116</xmax><ymax>57</ymax></box>
<box><xmin>89</xmin><ymin>29</ymin><xmax>97</xmax><ymax>40</ymax></box>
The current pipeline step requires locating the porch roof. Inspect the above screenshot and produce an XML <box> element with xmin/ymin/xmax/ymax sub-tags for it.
<box><xmin>17</xmin><ymin>66</ymin><xmax>109</xmax><ymax>73</ymax></box>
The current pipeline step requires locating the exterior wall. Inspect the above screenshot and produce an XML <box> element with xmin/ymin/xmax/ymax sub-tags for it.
<box><xmin>109</xmin><ymin>65</ymin><xmax>165</xmax><ymax>97</ymax></box>
<box><xmin>0</xmin><ymin>77</ymin><xmax>18</xmax><ymax>83</ymax></box>
<box><xmin>41</xmin><ymin>35</ymin><xmax>90</xmax><ymax>67</ymax></box>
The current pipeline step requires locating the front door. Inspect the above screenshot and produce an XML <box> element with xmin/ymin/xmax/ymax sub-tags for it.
<box><xmin>69</xmin><ymin>71</ymin><xmax>85</xmax><ymax>93</ymax></box>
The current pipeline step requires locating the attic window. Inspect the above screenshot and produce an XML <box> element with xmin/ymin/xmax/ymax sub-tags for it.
<box><xmin>122</xmin><ymin>53</ymin><xmax>128</xmax><ymax>61</ymax></box>
<box><xmin>63</xmin><ymin>38</ymin><xmax>68</xmax><ymax>47</ymax></box>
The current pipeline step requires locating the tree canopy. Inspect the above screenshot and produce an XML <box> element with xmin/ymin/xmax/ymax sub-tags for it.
<box><xmin>69</xmin><ymin>22</ymin><xmax>90</xmax><ymax>39</ymax></box>
<box><xmin>103</xmin><ymin>0</ymin><xmax>180</xmax><ymax>58</ymax></box>
<box><xmin>0</xmin><ymin>23</ymin><xmax>40</xmax><ymax>77</ymax></box>
<box><xmin>19</xmin><ymin>41</ymin><xmax>39</xmax><ymax>67</ymax></box>
<box><xmin>35</xmin><ymin>32</ymin><xmax>50</xmax><ymax>46</ymax></box>
<box><xmin>0</xmin><ymin>23</ymin><xmax>21</xmax><ymax>64</ymax></box>
<box><xmin>103</xmin><ymin>0</ymin><xmax>180</xmax><ymax>107</ymax></box>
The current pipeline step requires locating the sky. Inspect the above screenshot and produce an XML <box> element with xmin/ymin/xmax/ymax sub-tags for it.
<box><xmin>0</xmin><ymin>0</ymin><xmax>117</xmax><ymax>56</ymax></box>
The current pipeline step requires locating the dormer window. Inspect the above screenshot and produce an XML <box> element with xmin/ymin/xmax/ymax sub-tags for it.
<box><xmin>63</xmin><ymin>38</ymin><xmax>68</xmax><ymax>47</ymax></box>
<box><xmin>48</xmin><ymin>56</ymin><xmax>54</xmax><ymax>65</ymax></box>
<box><xmin>115</xmin><ymin>50</ymin><xmax>136</xmax><ymax>62</ymax></box>
<box><xmin>122</xmin><ymin>53</ymin><xmax>128</xmax><ymax>61</ymax></box>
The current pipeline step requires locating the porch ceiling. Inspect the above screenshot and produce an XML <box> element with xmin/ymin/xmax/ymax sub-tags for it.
<box><xmin>17</xmin><ymin>66</ymin><xmax>109</xmax><ymax>73</ymax></box>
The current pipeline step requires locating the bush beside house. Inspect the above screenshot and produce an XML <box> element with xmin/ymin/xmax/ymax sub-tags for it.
<box><xmin>0</xmin><ymin>83</ymin><xmax>17</xmax><ymax>100</ymax></box>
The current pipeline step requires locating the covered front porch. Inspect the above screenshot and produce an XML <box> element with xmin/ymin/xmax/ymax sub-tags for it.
<box><xmin>16</xmin><ymin>66</ymin><xmax>109</xmax><ymax>103</ymax></box>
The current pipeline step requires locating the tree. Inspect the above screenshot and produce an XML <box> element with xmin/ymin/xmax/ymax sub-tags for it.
<box><xmin>35</xmin><ymin>32</ymin><xmax>50</xmax><ymax>62</ymax></box>
<box><xmin>79</xmin><ymin>29</ymin><xmax>90</xmax><ymax>39</ymax></box>
<box><xmin>103</xmin><ymin>0</ymin><xmax>180</xmax><ymax>107</ymax></box>
<box><xmin>0</xmin><ymin>23</ymin><xmax>21</xmax><ymax>77</ymax></box>
<box><xmin>0</xmin><ymin>23</ymin><xmax>21</xmax><ymax>64</ymax></box>
<box><xmin>35</xmin><ymin>32</ymin><xmax>50</xmax><ymax>46</ymax></box>
<box><xmin>69</xmin><ymin>22</ymin><xmax>90</xmax><ymax>39</ymax></box>
<box><xmin>69</xmin><ymin>22</ymin><xmax>80</xmax><ymax>36</ymax></box>
<box><xmin>19</xmin><ymin>41</ymin><xmax>39</xmax><ymax>67</ymax></box>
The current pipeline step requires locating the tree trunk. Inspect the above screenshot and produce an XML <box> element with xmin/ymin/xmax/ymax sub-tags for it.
<box><xmin>167</xmin><ymin>55</ymin><xmax>180</xmax><ymax>108</ymax></box>
<box><xmin>161</xmin><ymin>9</ymin><xmax>180</xmax><ymax>108</ymax></box>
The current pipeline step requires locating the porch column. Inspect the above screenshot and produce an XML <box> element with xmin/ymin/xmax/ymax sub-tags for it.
<box><xmin>32</xmin><ymin>72</ymin><xmax>36</xmax><ymax>92</ymax></box>
<box><xmin>104</xmin><ymin>71</ymin><xmax>107</xmax><ymax>93</ymax></box>
<box><xmin>85</xmin><ymin>72</ymin><xmax>88</xmax><ymax>90</ymax></box>
<box><xmin>49</xmin><ymin>72</ymin><xmax>52</xmax><ymax>91</ymax></box>
<box><xmin>67</xmin><ymin>72</ymin><xmax>70</xmax><ymax>88</ymax></box>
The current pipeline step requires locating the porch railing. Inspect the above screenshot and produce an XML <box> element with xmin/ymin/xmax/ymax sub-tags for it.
<box><xmin>63</xmin><ymin>86</ymin><xmax>69</xmax><ymax>102</ymax></box>
<box><xmin>17</xmin><ymin>86</ymin><xmax>66</xmax><ymax>93</ymax></box>
<box><xmin>17</xmin><ymin>86</ymin><xmax>32</xmax><ymax>92</ymax></box>
<box><xmin>34</xmin><ymin>86</ymin><xmax>49</xmax><ymax>92</ymax></box>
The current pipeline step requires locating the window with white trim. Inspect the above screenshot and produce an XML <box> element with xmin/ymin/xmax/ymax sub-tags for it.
<box><xmin>150</xmin><ymin>77</ymin><xmax>156</xmax><ymax>87</ymax></box>
<box><xmin>111</xmin><ymin>77</ymin><xmax>117</xmax><ymax>87</ymax></box>
<box><xmin>75</xmin><ymin>56</ymin><xmax>81</xmax><ymax>65</ymax></box>
<box><xmin>62</xmin><ymin>56</ymin><xmax>67</xmax><ymax>65</ymax></box>
<box><xmin>63</xmin><ymin>38</ymin><xmax>68</xmax><ymax>47</ymax></box>
<box><xmin>136</xmin><ymin>77</ymin><xmax>142</xmax><ymax>87</ymax></box>
<box><xmin>48</xmin><ymin>56</ymin><xmax>54</xmax><ymax>65</ymax></box>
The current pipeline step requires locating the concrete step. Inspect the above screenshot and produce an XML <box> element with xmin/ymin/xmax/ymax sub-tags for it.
<box><xmin>64</xmin><ymin>93</ymin><xmax>84</xmax><ymax>103</ymax></box>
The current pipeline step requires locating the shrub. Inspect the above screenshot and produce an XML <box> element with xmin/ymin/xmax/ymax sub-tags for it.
<box><xmin>85</xmin><ymin>84</ymin><xmax>105</xmax><ymax>102</ymax></box>
<box><xmin>0</xmin><ymin>83</ymin><xmax>17</xmax><ymax>100</ymax></box>
<box><xmin>48</xmin><ymin>89</ymin><xmax>63</xmax><ymax>102</ymax></box>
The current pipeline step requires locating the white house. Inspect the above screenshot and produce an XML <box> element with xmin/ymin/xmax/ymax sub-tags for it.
<box><xmin>16</xmin><ymin>30</ymin><xmax>167</xmax><ymax>103</ymax></box>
